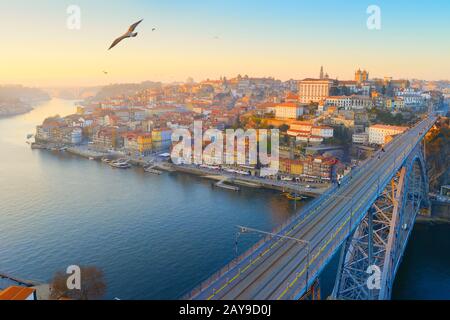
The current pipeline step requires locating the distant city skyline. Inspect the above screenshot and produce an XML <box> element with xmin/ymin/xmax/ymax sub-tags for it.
<box><xmin>0</xmin><ymin>0</ymin><xmax>449</xmax><ymax>87</ymax></box>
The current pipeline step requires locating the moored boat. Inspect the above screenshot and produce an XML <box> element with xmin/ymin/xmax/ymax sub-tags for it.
<box><xmin>144</xmin><ymin>167</ymin><xmax>162</xmax><ymax>175</ymax></box>
<box><xmin>283</xmin><ymin>192</ymin><xmax>307</xmax><ymax>201</ymax></box>
<box><xmin>109</xmin><ymin>159</ymin><xmax>131</xmax><ymax>169</ymax></box>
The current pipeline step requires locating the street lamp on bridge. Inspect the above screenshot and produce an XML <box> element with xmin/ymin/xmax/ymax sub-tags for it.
<box><xmin>236</xmin><ymin>225</ymin><xmax>311</xmax><ymax>296</ymax></box>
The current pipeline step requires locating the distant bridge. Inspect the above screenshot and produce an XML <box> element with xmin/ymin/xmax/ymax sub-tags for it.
<box><xmin>186</xmin><ymin>115</ymin><xmax>437</xmax><ymax>300</ymax></box>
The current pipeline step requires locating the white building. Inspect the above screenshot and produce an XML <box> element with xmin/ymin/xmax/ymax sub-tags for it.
<box><xmin>275</xmin><ymin>103</ymin><xmax>304</xmax><ymax>119</ymax></box>
<box><xmin>394</xmin><ymin>88</ymin><xmax>425</xmax><ymax>107</ymax></box>
<box><xmin>311</xmin><ymin>126</ymin><xmax>334</xmax><ymax>138</ymax></box>
<box><xmin>325</xmin><ymin>95</ymin><xmax>373</xmax><ymax>110</ymax></box>
<box><xmin>339</xmin><ymin>81</ymin><xmax>358</xmax><ymax>94</ymax></box>
<box><xmin>325</xmin><ymin>96</ymin><xmax>352</xmax><ymax>109</ymax></box>
<box><xmin>368</xmin><ymin>124</ymin><xmax>407</xmax><ymax>145</ymax></box>
<box><xmin>71</xmin><ymin>128</ymin><xmax>83</xmax><ymax>145</ymax></box>
<box><xmin>350</xmin><ymin>95</ymin><xmax>373</xmax><ymax>109</ymax></box>
<box><xmin>287</xmin><ymin>122</ymin><xmax>333</xmax><ymax>143</ymax></box>
<box><xmin>298</xmin><ymin>79</ymin><xmax>335</xmax><ymax>103</ymax></box>
<box><xmin>352</xmin><ymin>132</ymin><xmax>369</xmax><ymax>144</ymax></box>
<box><xmin>289</xmin><ymin>121</ymin><xmax>313</xmax><ymax>132</ymax></box>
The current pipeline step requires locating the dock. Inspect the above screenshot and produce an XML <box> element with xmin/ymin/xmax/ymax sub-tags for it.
<box><xmin>0</xmin><ymin>272</ymin><xmax>40</xmax><ymax>287</ymax></box>
<box><xmin>66</xmin><ymin>147</ymin><xmax>107</xmax><ymax>160</ymax></box>
<box><xmin>170</xmin><ymin>164</ymin><xmax>327</xmax><ymax>197</ymax></box>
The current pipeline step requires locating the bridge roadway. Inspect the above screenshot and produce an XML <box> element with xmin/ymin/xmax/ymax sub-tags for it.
<box><xmin>190</xmin><ymin>116</ymin><xmax>436</xmax><ymax>300</ymax></box>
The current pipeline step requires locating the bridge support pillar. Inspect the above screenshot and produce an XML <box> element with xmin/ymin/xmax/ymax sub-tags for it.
<box><xmin>300</xmin><ymin>279</ymin><xmax>320</xmax><ymax>300</ymax></box>
<box><xmin>332</xmin><ymin>146</ymin><xmax>429</xmax><ymax>300</ymax></box>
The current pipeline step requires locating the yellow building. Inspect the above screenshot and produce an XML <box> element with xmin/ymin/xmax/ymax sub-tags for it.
<box><xmin>386</xmin><ymin>98</ymin><xmax>405</xmax><ymax>110</ymax></box>
<box><xmin>279</xmin><ymin>158</ymin><xmax>304</xmax><ymax>176</ymax></box>
<box><xmin>137</xmin><ymin>133</ymin><xmax>152</xmax><ymax>154</ymax></box>
<box><xmin>76</xmin><ymin>106</ymin><xmax>85</xmax><ymax>115</ymax></box>
<box><xmin>151</xmin><ymin>129</ymin><xmax>172</xmax><ymax>142</ymax></box>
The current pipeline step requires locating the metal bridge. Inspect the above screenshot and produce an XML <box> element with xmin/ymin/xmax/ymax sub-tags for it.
<box><xmin>186</xmin><ymin>115</ymin><xmax>437</xmax><ymax>300</ymax></box>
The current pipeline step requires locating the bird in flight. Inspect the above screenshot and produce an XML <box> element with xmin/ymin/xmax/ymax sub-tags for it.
<box><xmin>108</xmin><ymin>19</ymin><xmax>143</xmax><ymax>50</ymax></box>
<box><xmin>103</xmin><ymin>71</ymin><xmax>108</xmax><ymax>75</ymax></box>
<box><xmin>152</xmin><ymin>28</ymin><xmax>156</xmax><ymax>32</ymax></box>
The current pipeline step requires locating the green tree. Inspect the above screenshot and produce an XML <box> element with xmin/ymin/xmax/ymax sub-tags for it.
<box><xmin>278</xmin><ymin>124</ymin><xmax>289</xmax><ymax>133</ymax></box>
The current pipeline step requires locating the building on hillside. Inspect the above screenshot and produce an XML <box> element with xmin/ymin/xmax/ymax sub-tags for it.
<box><xmin>123</xmin><ymin>132</ymin><xmax>153</xmax><ymax>155</ymax></box>
<box><xmin>389</xmin><ymin>79</ymin><xmax>410</xmax><ymax>90</ymax></box>
<box><xmin>339</xmin><ymin>80</ymin><xmax>359</xmax><ymax>94</ymax></box>
<box><xmin>311</xmin><ymin>126</ymin><xmax>334</xmax><ymax>138</ymax></box>
<box><xmin>325</xmin><ymin>96</ymin><xmax>352</xmax><ymax>109</ymax></box>
<box><xmin>285</xmin><ymin>92</ymin><xmax>299</xmax><ymax>103</ymax></box>
<box><xmin>71</xmin><ymin>128</ymin><xmax>83</xmax><ymax>144</ymax></box>
<box><xmin>368</xmin><ymin>124</ymin><xmax>408</xmax><ymax>145</ymax></box>
<box><xmin>386</xmin><ymin>98</ymin><xmax>405</xmax><ymax>110</ymax></box>
<box><xmin>287</xmin><ymin>121</ymin><xmax>333</xmax><ymax>142</ymax></box>
<box><xmin>279</xmin><ymin>158</ymin><xmax>303</xmax><ymax>176</ymax></box>
<box><xmin>93</xmin><ymin>127</ymin><xmax>122</xmax><ymax>149</ymax></box>
<box><xmin>352</xmin><ymin>132</ymin><xmax>369</xmax><ymax>144</ymax></box>
<box><xmin>325</xmin><ymin>95</ymin><xmax>373</xmax><ymax>110</ymax></box>
<box><xmin>355</xmin><ymin>69</ymin><xmax>369</xmax><ymax>84</ymax></box>
<box><xmin>152</xmin><ymin>128</ymin><xmax>172</xmax><ymax>142</ymax></box>
<box><xmin>302</xmin><ymin>156</ymin><xmax>338</xmax><ymax>182</ymax></box>
<box><xmin>298</xmin><ymin>79</ymin><xmax>336</xmax><ymax>103</ymax></box>
<box><xmin>289</xmin><ymin>121</ymin><xmax>314</xmax><ymax>132</ymax></box>
<box><xmin>394</xmin><ymin>88</ymin><xmax>425</xmax><ymax>108</ymax></box>
<box><xmin>274</xmin><ymin>103</ymin><xmax>304</xmax><ymax>119</ymax></box>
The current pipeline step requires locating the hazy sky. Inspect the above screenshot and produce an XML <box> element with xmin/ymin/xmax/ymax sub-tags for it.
<box><xmin>0</xmin><ymin>0</ymin><xmax>449</xmax><ymax>87</ymax></box>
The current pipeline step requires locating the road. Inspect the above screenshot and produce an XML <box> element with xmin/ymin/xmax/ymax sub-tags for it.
<box><xmin>189</xmin><ymin>116</ymin><xmax>436</xmax><ymax>300</ymax></box>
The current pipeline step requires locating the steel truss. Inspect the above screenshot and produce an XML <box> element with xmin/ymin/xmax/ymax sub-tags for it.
<box><xmin>332</xmin><ymin>146</ymin><xmax>429</xmax><ymax>300</ymax></box>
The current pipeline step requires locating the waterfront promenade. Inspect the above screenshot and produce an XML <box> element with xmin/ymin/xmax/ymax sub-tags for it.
<box><xmin>30</xmin><ymin>142</ymin><xmax>330</xmax><ymax>196</ymax></box>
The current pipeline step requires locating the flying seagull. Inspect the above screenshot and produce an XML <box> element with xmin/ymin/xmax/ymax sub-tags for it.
<box><xmin>152</xmin><ymin>28</ymin><xmax>156</xmax><ymax>31</ymax></box>
<box><xmin>108</xmin><ymin>19</ymin><xmax>143</xmax><ymax>50</ymax></box>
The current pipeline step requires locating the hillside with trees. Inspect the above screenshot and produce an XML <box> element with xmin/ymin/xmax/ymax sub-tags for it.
<box><xmin>425</xmin><ymin>117</ymin><xmax>450</xmax><ymax>192</ymax></box>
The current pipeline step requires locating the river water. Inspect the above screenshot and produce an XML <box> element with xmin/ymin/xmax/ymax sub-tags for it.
<box><xmin>0</xmin><ymin>99</ymin><xmax>448</xmax><ymax>299</ymax></box>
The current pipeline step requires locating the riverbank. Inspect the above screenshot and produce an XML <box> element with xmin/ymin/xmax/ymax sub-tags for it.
<box><xmin>417</xmin><ymin>201</ymin><xmax>450</xmax><ymax>224</ymax></box>
<box><xmin>30</xmin><ymin>141</ymin><xmax>327</xmax><ymax>197</ymax></box>
<box><xmin>0</xmin><ymin>104</ymin><xmax>33</xmax><ymax>118</ymax></box>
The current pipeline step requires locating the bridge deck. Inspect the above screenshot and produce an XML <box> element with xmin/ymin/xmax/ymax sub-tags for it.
<box><xmin>188</xmin><ymin>116</ymin><xmax>436</xmax><ymax>300</ymax></box>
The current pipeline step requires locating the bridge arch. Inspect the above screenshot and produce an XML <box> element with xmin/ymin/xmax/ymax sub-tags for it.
<box><xmin>332</xmin><ymin>144</ymin><xmax>429</xmax><ymax>300</ymax></box>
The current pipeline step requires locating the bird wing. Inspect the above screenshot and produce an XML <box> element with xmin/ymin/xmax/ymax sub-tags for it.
<box><xmin>108</xmin><ymin>35</ymin><xmax>127</xmax><ymax>50</ymax></box>
<box><xmin>128</xmin><ymin>19</ymin><xmax>143</xmax><ymax>32</ymax></box>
